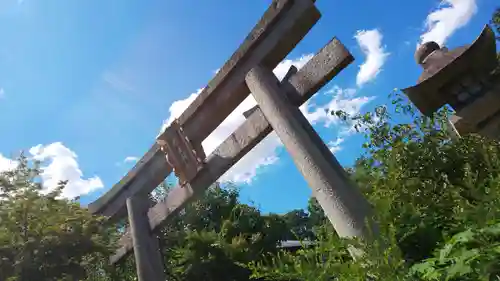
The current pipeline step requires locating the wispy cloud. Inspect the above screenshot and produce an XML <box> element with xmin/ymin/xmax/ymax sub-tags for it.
<box><xmin>328</xmin><ymin>137</ymin><xmax>345</xmax><ymax>153</ymax></box>
<box><xmin>354</xmin><ymin>29</ymin><xmax>390</xmax><ymax>87</ymax></box>
<box><xmin>300</xmin><ymin>86</ymin><xmax>376</xmax><ymax>129</ymax></box>
<box><xmin>419</xmin><ymin>0</ymin><xmax>477</xmax><ymax>46</ymax></box>
<box><xmin>102</xmin><ymin>71</ymin><xmax>136</xmax><ymax>93</ymax></box>
<box><xmin>123</xmin><ymin>156</ymin><xmax>139</xmax><ymax>163</ymax></box>
<box><xmin>0</xmin><ymin>88</ymin><xmax>5</xmax><ymax>99</ymax></box>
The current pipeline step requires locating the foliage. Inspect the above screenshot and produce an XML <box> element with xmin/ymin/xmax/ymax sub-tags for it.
<box><xmin>493</xmin><ymin>8</ymin><xmax>500</xmax><ymax>62</ymax></box>
<box><xmin>7</xmin><ymin>92</ymin><xmax>500</xmax><ymax>281</ymax></box>
<box><xmin>6</xmin><ymin>95</ymin><xmax>500</xmax><ymax>281</ymax></box>
<box><xmin>246</xmin><ymin>90</ymin><xmax>500</xmax><ymax>280</ymax></box>
<box><xmin>350</xmin><ymin>100</ymin><xmax>500</xmax><ymax>264</ymax></box>
<box><xmin>248</xmin><ymin>223</ymin><xmax>410</xmax><ymax>281</ymax></box>
<box><xmin>0</xmin><ymin>154</ymin><xmax>117</xmax><ymax>281</ymax></box>
<box><xmin>492</xmin><ymin>8</ymin><xmax>499</xmax><ymax>40</ymax></box>
<box><xmin>162</xmin><ymin>184</ymin><xmax>292</xmax><ymax>281</ymax></box>
<box><xmin>111</xmin><ymin>183</ymin><xmax>295</xmax><ymax>281</ymax></box>
<box><xmin>411</xmin><ymin>223</ymin><xmax>500</xmax><ymax>280</ymax></box>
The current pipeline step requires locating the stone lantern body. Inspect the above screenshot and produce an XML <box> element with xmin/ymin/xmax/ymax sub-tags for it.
<box><xmin>402</xmin><ymin>25</ymin><xmax>500</xmax><ymax>139</ymax></box>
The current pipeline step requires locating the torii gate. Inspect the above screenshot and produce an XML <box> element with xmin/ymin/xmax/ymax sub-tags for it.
<box><xmin>88</xmin><ymin>0</ymin><xmax>373</xmax><ymax>280</ymax></box>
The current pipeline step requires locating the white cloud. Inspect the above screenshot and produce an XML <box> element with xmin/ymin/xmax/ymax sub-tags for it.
<box><xmin>328</xmin><ymin>138</ymin><xmax>345</xmax><ymax>154</ymax></box>
<box><xmin>160</xmin><ymin>89</ymin><xmax>202</xmax><ymax>133</ymax></box>
<box><xmin>354</xmin><ymin>29</ymin><xmax>390</xmax><ymax>87</ymax></box>
<box><xmin>123</xmin><ymin>156</ymin><xmax>139</xmax><ymax>163</ymax></box>
<box><xmin>300</xmin><ymin>86</ymin><xmax>376</xmax><ymax>130</ymax></box>
<box><xmin>159</xmin><ymin>56</ymin><xmax>374</xmax><ymax>184</ymax></box>
<box><xmin>0</xmin><ymin>154</ymin><xmax>18</xmax><ymax>173</ymax></box>
<box><xmin>419</xmin><ymin>0</ymin><xmax>477</xmax><ymax>47</ymax></box>
<box><xmin>0</xmin><ymin>88</ymin><xmax>5</xmax><ymax>99</ymax></box>
<box><xmin>29</xmin><ymin>142</ymin><xmax>104</xmax><ymax>199</ymax></box>
<box><xmin>219</xmin><ymin>132</ymin><xmax>282</xmax><ymax>183</ymax></box>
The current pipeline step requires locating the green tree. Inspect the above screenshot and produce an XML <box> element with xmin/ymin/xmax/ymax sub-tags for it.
<box><xmin>0</xmin><ymin>154</ymin><xmax>117</xmax><ymax>281</ymax></box>
<box><xmin>492</xmin><ymin>8</ymin><xmax>499</xmax><ymax>39</ymax></box>
<box><xmin>164</xmin><ymin>186</ymin><xmax>290</xmax><ymax>280</ymax></box>
<box><xmin>111</xmin><ymin>183</ymin><xmax>292</xmax><ymax>281</ymax></box>
<box><xmin>492</xmin><ymin>8</ymin><xmax>500</xmax><ymax>63</ymax></box>
<box><xmin>306</xmin><ymin>197</ymin><xmax>327</xmax><ymax>233</ymax></box>
<box><xmin>282</xmin><ymin>209</ymin><xmax>313</xmax><ymax>241</ymax></box>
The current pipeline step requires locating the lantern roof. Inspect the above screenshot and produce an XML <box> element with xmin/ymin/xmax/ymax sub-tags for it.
<box><xmin>402</xmin><ymin>25</ymin><xmax>498</xmax><ymax>116</ymax></box>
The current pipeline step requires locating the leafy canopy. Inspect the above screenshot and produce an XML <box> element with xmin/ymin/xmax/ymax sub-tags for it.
<box><xmin>0</xmin><ymin>154</ymin><xmax>117</xmax><ymax>281</ymax></box>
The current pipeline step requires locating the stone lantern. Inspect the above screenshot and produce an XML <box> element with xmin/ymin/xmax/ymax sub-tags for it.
<box><xmin>402</xmin><ymin>25</ymin><xmax>500</xmax><ymax>139</ymax></box>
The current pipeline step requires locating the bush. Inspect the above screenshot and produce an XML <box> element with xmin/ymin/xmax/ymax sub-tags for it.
<box><xmin>246</xmin><ymin>93</ymin><xmax>500</xmax><ymax>281</ymax></box>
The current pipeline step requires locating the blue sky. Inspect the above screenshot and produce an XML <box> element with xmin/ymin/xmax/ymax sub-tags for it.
<box><xmin>0</xmin><ymin>0</ymin><xmax>497</xmax><ymax>213</ymax></box>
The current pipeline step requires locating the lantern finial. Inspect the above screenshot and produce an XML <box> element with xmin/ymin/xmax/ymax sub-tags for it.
<box><xmin>415</xmin><ymin>41</ymin><xmax>440</xmax><ymax>65</ymax></box>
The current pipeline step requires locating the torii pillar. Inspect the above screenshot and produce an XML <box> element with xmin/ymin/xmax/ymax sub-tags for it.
<box><xmin>246</xmin><ymin>65</ymin><xmax>374</xmax><ymax>239</ymax></box>
<box><xmin>126</xmin><ymin>194</ymin><xmax>166</xmax><ymax>281</ymax></box>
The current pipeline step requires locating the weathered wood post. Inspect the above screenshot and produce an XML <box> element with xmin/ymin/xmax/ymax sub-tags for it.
<box><xmin>246</xmin><ymin>65</ymin><xmax>374</xmax><ymax>238</ymax></box>
<box><xmin>126</xmin><ymin>193</ymin><xmax>165</xmax><ymax>281</ymax></box>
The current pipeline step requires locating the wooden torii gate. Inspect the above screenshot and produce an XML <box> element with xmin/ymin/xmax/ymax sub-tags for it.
<box><xmin>88</xmin><ymin>0</ymin><xmax>373</xmax><ymax>280</ymax></box>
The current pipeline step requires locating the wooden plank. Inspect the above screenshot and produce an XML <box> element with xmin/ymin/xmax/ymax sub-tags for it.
<box><xmin>110</xmin><ymin>37</ymin><xmax>354</xmax><ymax>264</ymax></box>
<box><xmin>88</xmin><ymin>0</ymin><xmax>319</xmax><ymax>219</ymax></box>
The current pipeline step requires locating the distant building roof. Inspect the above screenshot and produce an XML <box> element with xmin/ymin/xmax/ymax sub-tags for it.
<box><xmin>278</xmin><ymin>240</ymin><xmax>316</xmax><ymax>249</ymax></box>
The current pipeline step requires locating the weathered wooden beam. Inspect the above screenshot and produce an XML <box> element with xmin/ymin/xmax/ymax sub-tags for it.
<box><xmin>88</xmin><ymin>0</ymin><xmax>320</xmax><ymax>220</ymax></box>
<box><xmin>109</xmin><ymin>37</ymin><xmax>354</xmax><ymax>264</ymax></box>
